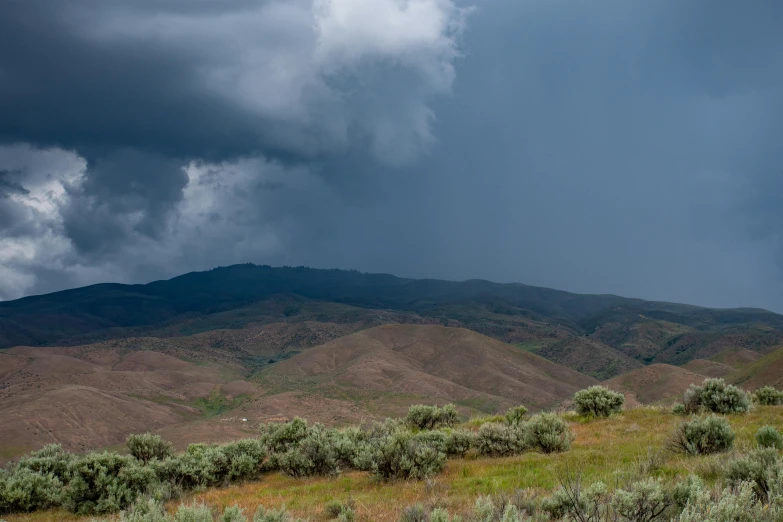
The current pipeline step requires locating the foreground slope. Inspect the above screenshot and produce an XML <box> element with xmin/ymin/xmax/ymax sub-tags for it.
<box><xmin>257</xmin><ymin>324</ymin><xmax>598</xmax><ymax>413</ymax></box>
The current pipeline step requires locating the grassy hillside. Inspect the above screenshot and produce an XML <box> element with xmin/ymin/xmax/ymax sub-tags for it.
<box><xmin>533</xmin><ymin>336</ymin><xmax>642</xmax><ymax>380</ymax></box>
<box><xmin>5</xmin><ymin>406</ymin><xmax>783</xmax><ymax>522</ymax></box>
<box><xmin>729</xmin><ymin>345</ymin><xmax>783</xmax><ymax>389</ymax></box>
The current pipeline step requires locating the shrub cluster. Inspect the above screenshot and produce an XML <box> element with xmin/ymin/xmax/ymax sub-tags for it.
<box><xmin>127</xmin><ymin>433</ymin><xmax>174</xmax><ymax>464</ymax></box>
<box><xmin>755</xmin><ymin>425</ymin><xmax>783</xmax><ymax>450</ymax></box>
<box><xmin>573</xmin><ymin>386</ymin><xmax>624</xmax><ymax>417</ymax></box>
<box><xmin>474</xmin><ymin>413</ymin><xmax>573</xmax><ymax>457</ymax></box>
<box><xmin>683</xmin><ymin>378</ymin><xmax>751</xmax><ymax>414</ymax></box>
<box><xmin>405</xmin><ymin>404</ymin><xmax>458</xmax><ymax>430</ymax></box>
<box><xmin>668</xmin><ymin>415</ymin><xmax>735</xmax><ymax>455</ymax></box>
<box><xmin>753</xmin><ymin>386</ymin><xmax>783</xmax><ymax>406</ymax></box>
<box><xmin>91</xmin><ymin>497</ymin><xmax>305</xmax><ymax>522</ymax></box>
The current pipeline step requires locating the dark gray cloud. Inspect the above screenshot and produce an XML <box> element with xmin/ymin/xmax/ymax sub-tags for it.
<box><xmin>1</xmin><ymin>0</ymin><xmax>782</xmax><ymax>312</ymax></box>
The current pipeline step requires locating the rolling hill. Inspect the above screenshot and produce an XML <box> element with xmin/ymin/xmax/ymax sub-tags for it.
<box><xmin>532</xmin><ymin>336</ymin><xmax>642</xmax><ymax>380</ymax></box>
<box><xmin>603</xmin><ymin>364</ymin><xmax>707</xmax><ymax>405</ymax></box>
<box><xmin>254</xmin><ymin>324</ymin><xmax>598</xmax><ymax>415</ymax></box>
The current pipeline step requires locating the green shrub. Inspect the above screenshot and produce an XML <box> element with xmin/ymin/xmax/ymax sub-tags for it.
<box><xmin>120</xmin><ymin>497</ymin><xmax>171</xmax><ymax>522</ymax></box>
<box><xmin>504</xmin><ymin>406</ymin><xmax>528</xmax><ymax>426</ymax></box>
<box><xmin>156</xmin><ymin>439</ymin><xmax>266</xmax><ymax>489</ymax></box>
<box><xmin>443</xmin><ymin>429</ymin><xmax>475</xmax><ymax>457</ymax></box>
<box><xmin>173</xmin><ymin>502</ymin><xmax>214</xmax><ymax>522</ymax></box>
<box><xmin>674</xmin><ymin>481</ymin><xmax>782</xmax><ymax>522</ymax></box>
<box><xmin>668</xmin><ymin>415</ymin><xmax>735</xmax><ymax>455</ymax></box>
<box><xmin>610</xmin><ymin>478</ymin><xmax>670</xmax><ymax>522</ymax></box>
<box><xmin>475</xmin><ymin>423</ymin><xmax>527</xmax><ymax>457</ymax></box>
<box><xmin>726</xmin><ymin>448</ymin><xmax>782</xmax><ymax>502</ymax></box>
<box><xmin>64</xmin><ymin>452</ymin><xmax>159</xmax><ymax>514</ymax></box>
<box><xmin>15</xmin><ymin>444</ymin><xmax>74</xmax><ymax>483</ymax></box>
<box><xmin>405</xmin><ymin>404</ymin><xmax>458</xmax><ymax>430</ymax></box>
<box><xmin>354</xmin><ymin>431</ymin><xmax>446</xmax><ymax>481</ymax></box>
<box><xmin>683</xmin><ymin>378</ymin><xmax>751</xmax><ymax>414</ymax></box>
<box><xmin>127</xmin><ymin>434</ymin><xmax>174</xmax><ymax>464</ymax></box>
<box><xmin>0</xmin><ymin>467</ymin><xmax>63</xmax><ymax>514</ymax></box>
<box><xmin>573</xmin><ymin>386</ymin><xmax>624</xmax><ymax>417</ymax></box>
<box><xmin>276</xmin><ymin>423</ymin><xmax>342</xmax><ymax>478</ymax></box>
<box><xmin>324</xmin><ymin>499</ymin><xmax>355</xmax><ymax>520</ymax></box>
<box><xmin>525</xmin><ymin>413</ymin><xmax>573</xmax><ymax>454</ymax></box>
<box><xmin>756</xmin><ymin>425</ymin><xmax>783</xmax><ymax>449</ymax></box>
<box><xmin>671</xmin><ymin>403</ymin><xmax>686</xmax><ymax>415</ymax></box>
<box><xmin>754</xmin><ymin>386</ymin><xmax>783</xmax><ymax>406</ymax></box>
<box><xmin>260</xmin><ymin>418</ymin><xmax>309</xmax><ymax>454</ymax></box>
<box><xmin>541</xmin><ymin>480</ymin><xmax>609</xmax><ymax>521</ymax></box>
<box><xmin>221</xmin><ymin>505</ymin><xmax>247</xmax><ymax>522</ymax></box>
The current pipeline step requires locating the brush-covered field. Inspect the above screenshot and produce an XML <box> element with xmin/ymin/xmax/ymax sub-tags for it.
<box><xmin>3</xmin><ymin>382</ymin><xmax>783</xmax><ymax>522</ymax></box>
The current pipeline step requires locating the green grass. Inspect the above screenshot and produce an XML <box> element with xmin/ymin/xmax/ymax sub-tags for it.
<box><xmin>515</xmin><ymin>339</ymin><xmax>557</xmax><ymax>353</ymax></box>
<box><xmin>7</xmin><ymin>406</ymin><xmax>783</xmax><ymax>522</ymax></box>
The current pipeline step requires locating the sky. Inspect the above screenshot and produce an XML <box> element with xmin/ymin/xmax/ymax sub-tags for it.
<box><xmin>1</xmin><ymin>0</ymin><xmax>782</xmax><ymax>311</ymax></box>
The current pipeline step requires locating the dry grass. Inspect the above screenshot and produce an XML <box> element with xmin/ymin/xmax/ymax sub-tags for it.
<box><xmin>8</xmin><ymin>406</ymin><xmax>782</xmax><ymax>522</ymax></box>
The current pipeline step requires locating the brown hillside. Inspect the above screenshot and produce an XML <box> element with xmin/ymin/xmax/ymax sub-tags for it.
<box><xmin>653</xmin><ymin>326</ymin><xmax>783</xmax><ymax>365</ymax></box>
<box><xmin>709</xmin><ymin>348</ymin><xmax>762</xmax><ymax>368</ymax></box>
<box><xmin>681</xmin><ymin>359</ymin><xmax>734</xmax><ymax>378</ymax></box>
<box><xmin>260</xmin><ymin>325</ymin><xmax>597</xmax><ymax>415</ymax></box>
<box><xmin>535</xmin><ymin>337</ymin><xmax>642</xmax><ymax>380</ymax></box>
<box><xmin>603</xmin><ymin>364</ymin><xmax>706</xmax><ymax>405</ymax></box>
<box><xmin>729</xmin><ymin>346</ymin><xmax>783</xmax><ymax>390</ymax></box>
<box><xmin>589</xmin><ymin>319</ymin><xmax>693</xmax><ymax>362</ymax></box>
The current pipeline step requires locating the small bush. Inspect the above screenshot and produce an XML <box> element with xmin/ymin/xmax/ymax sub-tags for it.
<box><xmin>276</xmin><ymin>423</ymin><xmax>342</xmax><ymax>477</ymax></box>
<box><xmin>15</xmin><ymin>444</ymin><xmax>74</xmax><ymax>483</ymax></box>
<box><xmin>525</xmin><ymin>413</ymin><xmax>573</xmax><ymax>454</ymax></box>
<box><xmin>610</xmin><ymin>478</ymin><xmax>670</xmax><ymax>522</ymax></box>
<box><xmin>668</xmin><ymin>415</ymin><xmax>735</xmax><ymax>455</ymax></box>
<box><xmin>541</xmin><ymin>480</ymin><xmax>609</xmax><ymax>521</ymax></box>
<box><xmin>475</xmin><ymin>423</ymin><xmax>527</xmax><ymax>457</ymax></box>
<box><xmin>674</xmin><ymin>481</ymin><xmax>782</xmax><ymax>522</ymax></box>
<box><xmin>725</xmin><ymin>448</ymin><xmax>782</xmax><ymax>502</ymax></box>
<box><xmin>573</xmin><ymin>386</ymin><xmax>624</xmax><ymax>417</ymax></box>
<box><xmin>173</xmin><ymin>502</ymin><xmax>213</xmax><ymax>522</ymax></box>
<box><xmin>683</xmin><ymin>378</ymin><xmax>751</xmax><ymax>414</ymax></box>
<box><xmin>0</xmin><ymin>467</ymin><xmax>63</xmax><ymax>514</ymax></box>
<box><xmin>443</xmin><ymin>429</ymin><xmax>475</xmax><ymax>457</ymax></box>
<box><xmin>253</xmin><ymin>505</ymin><xmax>299</xmax><ymax>522</ymax></box>
<box><xmin>504</xmin><ymin>406</ymin><xmax>528</xmax><ymax>426</ymax></box>
<box><xmin>260</xmin><ymin>418</ymin><xmax>309</xmax><ymax>454</ymax></box>
<box><xmin>754</xmin><ymin>386</ymin><xmax>783</xmax><ymax>406</ymax></box>
<box><xmin>406</xmin><ymin>404</ymin><xmax>458</xmax><ymax>430</ymax></box>
<box><xmin>127</xmin><ymin>434</ymin><xmax>173</xmax><ymax>464</ymax></box>
<box><xmin>221</xmin><ymin>506</ymin><xmax>247</xmax><ymax>522</ymax></box>
<box><xmin>354</xmin><ymin>431</ymin><xmax>446</xmax><ymax>481</ymax></box>
<box><xmin>64</xmin><ymin>452</ymin><xmax>159</xmax><ymax>514</ymax></box>
<box><xmin>120</xmin><ymin>497</ymin><xmax>170</xmax><ymax>522</ymax></box>
<box><xmin>671</xmin><ymin>403</ymin><xmax>686</xmax><ymax>415</ymax></box>
<box><xmin>756</xmin><ymin>425</ymin><xmax>783</xmax><ymax>449</ymax></box>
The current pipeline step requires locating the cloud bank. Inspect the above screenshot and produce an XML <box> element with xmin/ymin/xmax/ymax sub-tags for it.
<box><xmin>1</xmin><ymin>0</ymin><xmax>783</xmax><ymax>312</ymax></box>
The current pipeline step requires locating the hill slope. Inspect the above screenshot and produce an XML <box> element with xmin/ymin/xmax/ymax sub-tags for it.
<box><xmin>603</xmin><ymin>364</ymin><xmax>706</xmax><ymax>405</ymax></box>
<box><xmin>533</xmin><ymin>337</ymin><xmax>642</xmax><ymax>380</ymax></box>
<box><xmin>729</xmin><ymin>346</ymin><xmax>783</xmax><ymax>390</ymax></box>
<box><xmin>3</xmin><ymin>264</ymin><xmax>782</xmax><ymax>350</ymax></box>
<box><xmin>256</xmin><ymin>324</ymin><xmax>598</xmax><ymax>414</ymax></box>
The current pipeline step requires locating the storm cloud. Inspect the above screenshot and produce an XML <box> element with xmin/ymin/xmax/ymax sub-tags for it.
<box><xmin>1</xmin><ymin>0</ymin><xmax>782</xmax><ymax>312</ymax></box>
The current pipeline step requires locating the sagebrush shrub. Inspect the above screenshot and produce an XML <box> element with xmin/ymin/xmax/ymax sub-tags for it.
<box><xmin>127</xmin><ymin>434</ymin><xmax>174</xmax><ymax>464</ymax></box>
<box><xmin>674</xmin><ymin>480</ymin><xmax>782</xmax><ymax>522</ymax></box>
<box><xmin>276</xmin><ymin>423</ymin><xmax>342</xmax><ymax>477</ymax></box>
<box><xmin>64</xmin><ymin>452</ymin><xmax>159</xmax><ymax>514</ymax></box>
<box><xmin>0</xmin><ymin>467</ymin><xmax>62</xmax><ymax>514</ymax></box>
<box><xmin>754</xmin><ymin>386</ymin><xmax>783</xmax><ymax>406</ymax></box>
<box><xmin>353</xmin><ymin>431</ymin><xmax>446</xmax><ymax>481</ymax></box>
<box><xmin>668</xmin><ymin>415</ymin><xmax>735</xmax><ymax>455</ymax></box>
<box><xmin>541</xmin><ymin>480</ymin><xmax>609</xmax><ymax>521</ymax></box>
<box><xmin>221</xmin><ymin>505</ymin><xmax>247</xmax><ymax>522</ymax></box>
<box><xmin>398</xmin><ymin>504</ymin><xmax>427</xmax><ymax>522</ymax></box>
<box><xmin>15</xmin><ymin>444</ymin><xmax>74</xmax><ymax>483</ymax></box>
<box><xmin>683</xmin><ymin>378</ymin><xmax>751</xmax><ymax>414</ymax></box>
<box><xmin>173</xmin><ymin>502</ymin><xmax>214</xmax><ymax>522</ymax></box>
<box><xmin>756</xmin><ymin>425</ymin><xmax>783</xmax><ymax>449</ymax></box>
<box><xmin>119</xmin><ymin>497</ymin><xmax>171</xmax><ymax>522</ymax></box>
<box><xmin>573</xmin><ymin>386</ymin><xmax>624</xmax><ymax>417</ymax></box>
<box><xmin>525</xmin><ymin>413</ymin><xmax>573</xmax><ymax>454</ymax></box>
<box><xmin>406</xmin><ymin>404</ymin><xmax>458</xmax><ymax>430</ymax></box>
<box><xmin>475</xmin><ymin>423</ymin><xmax>527</xmax><ymax>457</ymax></box>
<box><xmin>443</xmin><ymin>429</ymin><xmax>475</xmax><ymax>457</ymax></box>
<box><xmin>504</xmin><ymin>406</ymin><xmax>528</xmax><ymax>427</ymax></box>
<box><xmin>610</xmin><ymin>478</ymin><xmax>670</xmax><ymax>522</ymax></box>
<box><xmin>671</xmin><ymin>403</ymin><xmax>686</xmax><ymax>415</ymax></box>
<box><xmin>253</xmin><ymin>505</ymin><xmax>300</xmax><ymax>522</ymax></box>
<box><xmin>260</xmin><ymin>418</ymin><xmax>309</xmax><ymax>454</ymax></box>
<box><xmin>725</xmin><ymin>448</ymin><xmax>782</xmax><ymax>502</ymax></box>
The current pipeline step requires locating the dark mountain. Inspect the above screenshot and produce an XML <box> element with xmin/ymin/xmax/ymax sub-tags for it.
<box><xmin>1</xmin><ymin>264</ymin><xmax>782</xmax><ymax>350</ymax></box>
